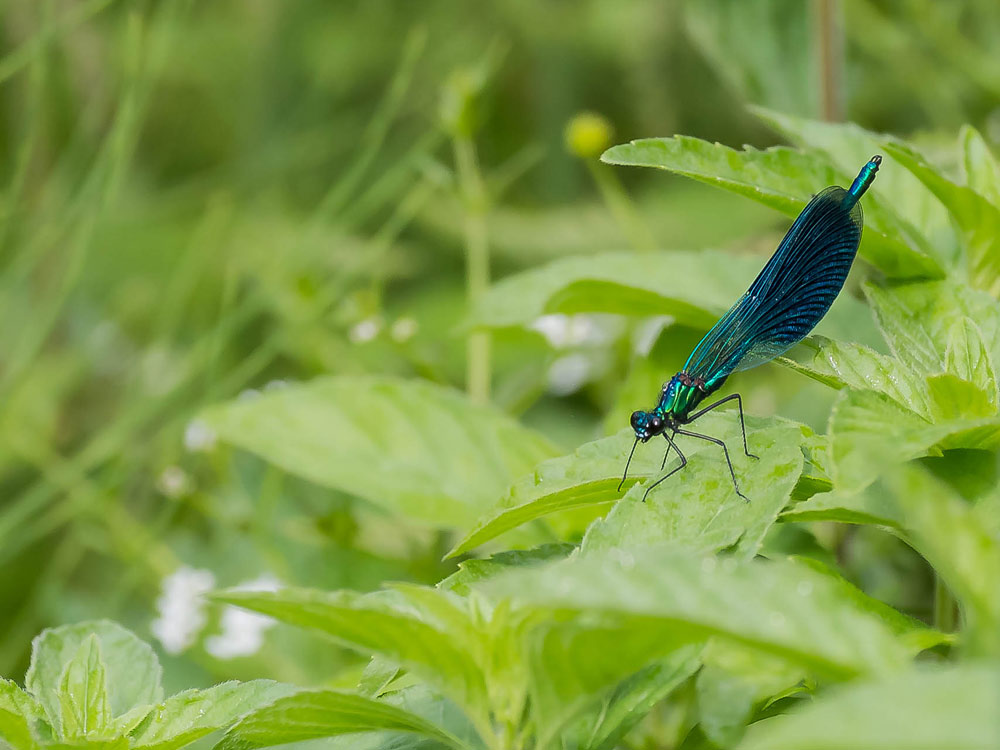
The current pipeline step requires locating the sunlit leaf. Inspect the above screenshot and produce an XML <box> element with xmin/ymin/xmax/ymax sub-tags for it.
<box><xmin>960</xmin><ymin>125</ymin><xmax>1000</xmax><ymax>208</ymax></box>
<box><xmin>213</xmin><ymin>588</ymin><xmax>488</xmax><ymax>723</ymax></box>
<box><xmin>885</xmin><ymin>139</ymin><xmax>1000</xmax><ymax>297</ymax></box>
<box><xmin>780</xmin><ymin>336</ymin><xmax>932</xmax><ymax>418</ymax></box>
<box><xmin>926</xmin><ymin>373</ymin><xmax>996</xmax><ymax>421</ymax></box>
<box><xmin>25</xmin><ymin>621</ymin><xmax>162</xmax><ymax>732</ymax></box>
<box><xmin>601</xmin><ymin>136</ymin><xmax>942</xmax><ymax>278</ymax></box>
<box><xmin>214</xmin><ymin>690</ymin><xmax>472</xmax><ymax>750</ymax></box>
<box><xmin>864</xmin><ymin>280</ymin><xmax>1000</xmax><ymax>374</ymax></box>
<box><xmin>582</xmin><ymin>416</ymin><xmax>805</xmax><ymax>560</ymax></box>
<box><xmin>739</xmin><ymin>664</ymin><xmax>1000</xmax><ymax>750</ymax></box>
<box><xmin>203</xmin><ymin>376</ymin><xmax>558</xmax><ymax>527</ymax></box>
<box><xmin>829</xmin><ymin>388</ymin><xmax>1000</xmax><ymax>493</ymax></box>
<box><xmin>451</xmin><ymin>413</ymin><xmax>804</xmax><ymax>559</ymax></box>
<box><xmin>944</xmin><ymin>318</ymin><xmax>998</xmax><ymax>408</ymax></box>
<box><xmin>130</xmin><ymin>682</ymin><xmax>297</xmax><ymax>750</ymax></box>
<box><xmin>482</xmin><ymin>546</ymin><xmax>913</xmax><ymax>678</ymax></box>
<box><xmin>0</xmin><ymin>679</ymin><xmax>44</xmax><ymax>750</ymax></box>
<box><xmin>59</xmin><ymin>636</ymin><xmax>113</xmax><ymax>740</ymax></box>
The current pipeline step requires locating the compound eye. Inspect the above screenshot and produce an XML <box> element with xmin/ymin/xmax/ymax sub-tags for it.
<box><xmin>649</xmin><ymin>416</ymin><xmax>663</xmax><ymax>431</ymax></box>
<box><xmin>630</xmin><ymin>411</ymin><xmax>645</xmax><ymax>430</ymax></box>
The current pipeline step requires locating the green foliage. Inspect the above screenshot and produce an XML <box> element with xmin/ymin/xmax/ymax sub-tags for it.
<box><xmin>192</xmin><ymin>119</ymin><xmax>1000</xmax><ymax>749</ymax></box>
<box><xmin>739</xmin><ymin>664</ymin><xmax>1000</xmax><ymax>750</ymax></box>
<box><xmin>469</xmin><ymin>250</ymin><xmax>761</xmax><ymax>331</ymax></box>
<box><xmin>0</xmin><ymin>622</ymin><xmax>291</xmax><ymax>750</ymax></box>
<box><xmin>216</xmin><ymin>690</ymin><xmax>472</xmax><ymax>750</ymax></box>
<box><xmin>202</xmin><ymin>376</ymin><xmax>557</xmax><ymax>526</ymax></box>
<box><xmin>5</xmin><ymin>5</ymin><xmax>1000</xmax><ymax>748</ymax></box>
<box><xmin>600</xmin><ymin>136</ymin><xmax>942</xmax><ymax>277</ymax></box>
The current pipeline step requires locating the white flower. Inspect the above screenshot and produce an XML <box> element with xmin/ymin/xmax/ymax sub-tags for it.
<box><xmin>151</xmin><ymin>566</ymin><xmax>216</xmax><ymax>655</ymax></box>
<box><xmin>546</xmin><ymin>353</ymin><xmax>592</xmax><ymax>396</ymax></box>
<box><xmin>530</xmin><ymin>314</ymin><xmax>597</xmax><ymax>348</ymax></box>
<box><xmin>183</xmin><ymin>419</ymin><xmax>217</xmax><ymax>453</ymax></box>
<box><xmin>390</xmin><ymin>317</ymin><xmax>418</xmax><ymax>342</ymax></box>
<box><xmin>157</xmin><ymin>466</ymin><xmax>191</xmax><ymax>498</ymax></box>
<box><xmin>349</xmin><ymin>318</ymin><xmax>381</xmax><ymax>343</ymax></box>
<box><xmin>205</xmin><ymin>574</ymin><xmax>282</xmax><ymax>659</ymax></box>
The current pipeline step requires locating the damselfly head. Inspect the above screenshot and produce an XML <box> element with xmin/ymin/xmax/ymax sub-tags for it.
<box><xmin>630</xmin><ymin>409</ymin><xmax>665</xmax><ymax>441</ymax></box>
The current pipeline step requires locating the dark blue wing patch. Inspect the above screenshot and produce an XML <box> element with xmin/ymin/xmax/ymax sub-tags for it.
<box><xmin>683</xmin><ymin>186</ymin><xmax>863</xmax><ymax>380</ymax></box>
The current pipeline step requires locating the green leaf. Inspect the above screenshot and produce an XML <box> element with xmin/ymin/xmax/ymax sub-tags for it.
<box><xmin>961</xmin><ymin>125</ymin><xmax>1000</xmax><ymax>208</ymax></box>
<box><xmin>528</xmin><ymin>623</ymin><xmax>701</xmax><ymax>749</ymax></box>
<box><xmin>601</xmin><ymin>136</ymin><xmax>941</xmax><ymax>278</ymax></box>
<box><xmin>944</xmin><ymin>318</ymin><xmax>997</xmax><ymax>408</ymax></box>
<box><xmin>357</xmin><ymin>658</ymin><xmax>402</xmax><ymax>699</ymax></box>
<box><xmin>885</xmin><ymin>466</ymin><xmax>1000</xmax><ymax>657</ymax></box>
<box><xmin>885</xmin><ymin>139</ymin><xmax>1000</xmax><ymax>297</ymax></box>
<box><xmin>58</xmin><ymin>636</ymin><xmax>112</xmax><ymax>740</ymax></box>
<box><xmin>439</xmin><ymin>545</ymin><xmax>575</xmax><ymax>595</ymax></box>
<box><xmin>864</xmin><ymin>284</ymin><xmax>946</xmax><ymax>373</ymax></box>
<box><xmin>739</xmin><ymin>664</ymin><xmax>1000</xmax><ymax>750</ymax></box>
<box><xmin>787</xmin><ymin>556</ymin><xmax>942</xmax><ymax>646</ymax></box>
<box><xmin>582</xmin><ymin>416</ymin><xmax>805</xmax><ymax>560</ymax></box>
<box><xmin>482</xmin><ymin>546</ymin><xmax>912</xmax><ymax>678</ymax></box>
<box><xmin>864</xmin><ymin>280</ymin><xmax>1000</xmax><ymax>376</ymax></box>
<box><xmin>26</xmin><ymin>621</ymin><xmax>162</xmax><ymax>733</ymax></box>
<box><xmin>830</xmin><ymin>388</ymin><xmax>1000</xmax><ymax>493</ymax></box>
<box><xmin>926</xmin><ymin>373</ymin><xmax>997</xmax><ymax>421</ymax></box>
<box><xmin>213</xmin><ymin>588</ymin><xmax>487</xmax><ymax>724</ymax></box>
<box><xmin>452</xmin><ymin>414</ymin><xmax>803</xmax><ymax>558</ymax></box>
<box><xmin>202</xmin><ymin>376</ymin><xmax>557</xmax><ymax>527</ymax></box>
<box><xmin>696</xmin><ymin>641</ymin><xmax>804</xmax><ymax>748</ymax></box>
<box><xmin>469</xmin><ymin>250</ymin><xmax>761</xmax><ymax>331</ymax></box>
<box><xmin>751</xmin><ymin>108</ymin><xmax>955</xmax><ymax>261</ymax></box>
<box><xmin>0</xmin><ymin>679</ymin><xmax>44</xmax><ymax>750</ymax></box>
<box><xmin>781</xmin><ymin>487</ymin><xmax>903</xmax><ymax>528</ymax></box>
<box><xmin>557</xmin><ymin>648</ymin><xmax>700</xmax><ymax>750</ymax></box>
<box><xmin>214</xmin><ymin>690</ymin><xmax>471</xmax><ymax>750</ymax></box>
<box><xmin>780</xmin><ymin>336</ymin><xmax>933</xmax><ymax>418</ymax></box>
<box><xmin>130</xmin><ymin>681</ymin><xmax>297</xmax><ymax>750</ymax></box>
<box><xmin>447</xmin><ymin>432</ymin><xmax>649</xmax><ymax>558</ymax></box>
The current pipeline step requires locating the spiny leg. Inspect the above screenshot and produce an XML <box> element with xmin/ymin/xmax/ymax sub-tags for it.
<box><xmin>685</xmin><ymin>393</ymin><xmax>758</xmax><ymax>459</ymax></box>
<box><xmin>675</xmin><ymin>428</ymin><xmax>748</xmax><ymax>502</ymax></box>
<box><xmin>643</xmin><ymin>431</ymin><xmax>686</xmax><ymax>503</ymax></box>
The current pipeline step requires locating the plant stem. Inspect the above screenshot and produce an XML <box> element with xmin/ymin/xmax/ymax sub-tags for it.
<box><xmin>587</xmin><ymin>160</ymin><xmax>655</xmax><ymax>252</ymax></box>
<box><xmin>454</xmin><ymin>134</ymin><xmax>491</xmax><ymax>403</ymax></box>
<box><xmin>934</xmin><ymin>573</ymin><xmax>957</xmax><ymax>633</ymax></box>
<box><xmin>815</xmin><ymin>0</ymin><xmax>844</xmax><ymax>121</ymax></box>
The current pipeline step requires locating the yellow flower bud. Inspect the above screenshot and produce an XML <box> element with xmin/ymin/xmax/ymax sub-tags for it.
<box><xmin>564</xmin><ymin>112</ymin><xmax>613</xmax><ymax>159</ymax></box>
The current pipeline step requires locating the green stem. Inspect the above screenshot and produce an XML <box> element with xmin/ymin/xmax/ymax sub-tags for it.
<box><xmin>587</xmin><ymin>160</ymin><xmax>655</xmax><ymax>252</ymax></box>
<box><xmin>934</xmin><ymin>573</ymin><xmax>957</xmax><ymax>633</ymax></box>
<box><xmin>814</xmin><ymin>0</ymin><xmax>844</xmax><ymax>121</ymax></box>
<box><xmin>454</xmin><ymin>135</ymin><xmax>491</xmax><ymax>403</ymax></box>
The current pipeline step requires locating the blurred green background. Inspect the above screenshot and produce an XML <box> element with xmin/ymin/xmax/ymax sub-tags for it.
<box><xmin>1</xmin><ymin>0</ymin><xmax>998</xmax><ymax>692</ymax></box>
